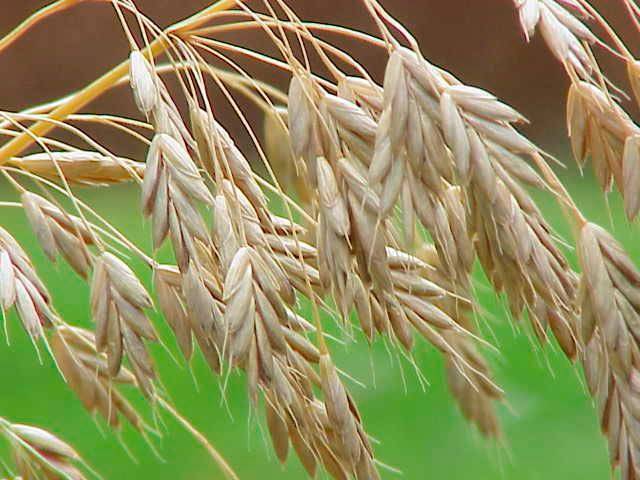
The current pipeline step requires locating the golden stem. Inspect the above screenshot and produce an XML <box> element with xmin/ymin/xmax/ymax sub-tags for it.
<box><xmin>157</xmin><ymin>397</ymin><xmax>239</xmax><ymax>480</ymax></box>
<box><xmin>0</xmin><ymin>0</ymin><xmax>237</xmax><ymax>165</ymax></box>
<box><xmin>0</xmin><ymin>0</ymin><xmax>90</xmax><ymax>54</ymax></box>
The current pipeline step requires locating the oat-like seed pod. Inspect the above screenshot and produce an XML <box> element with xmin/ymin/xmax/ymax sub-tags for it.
<box><xmin>90</xmin><ymin>252</ymin><xmax>156</xmax><ymax>394</ymax></box>
<box><xmin>51</xmin><ymin>325</ymin><xmax>143</xmax><ymax>430</ymax></box>
<box><xmin>129</xmin><ymin>50</ymin><xmax>159</xmax><ymax>115</ymax></box>
<box><xmin>153</xmin><ymin>264</ymin><xmax>194</xmax><ymax>360</ymax></box>
<box><xmin>9</xmin><ymin>151</ymin><xmax>145</xmax><ymax>186</ymax></box>
<box><xmin>4</xmin><ymin>420</ymin><xmax>87</xmax><ymax>480</ymax></box>
<box><xmin>0</xmin><ymin>227</ymin><xmax>57</xmax><ymax>339</ymax></box>
<box><xmin>22</xmin><ymin>192</ymin><xmax>93</xmax><ymax>277</ymax></box>
<box><xmin>514</xmin><ymin>0</ymin><xmax>596</xmax><ymax>78</ymax></box>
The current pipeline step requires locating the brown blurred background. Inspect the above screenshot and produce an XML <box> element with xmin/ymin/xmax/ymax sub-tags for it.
<box><xmin>0</xmin><ymin>0</ymin><xmax>637</xmax><ymax>157</ymax></box>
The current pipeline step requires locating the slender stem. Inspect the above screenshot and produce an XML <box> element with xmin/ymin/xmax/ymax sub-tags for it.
<box><xmin>4</xmin><ymin>61</ymin><xmax>287</xmax><ymax>131</ymax></box>
<box><xmin>156</xmin><ymin>397</ymin><xmax>239</xmax><ymax>480</ymax></box>
<box><xmin>0</xmin><ymin>0</ymin><xmax>237</xmax><ymax>165</ymax></box>
<box><xmin>0</xmin><ymin>44</ymin><xmax>162</xmax><ymax>165</ymax></box>
<box><xmin>622</xmin><ymin>0</ymin><xmax>640</xmax><ymax>33</ymax></box>
<box><xmin>576</xmin><ymin>0</ymin><xmax>634</xmax><ymax>60</ymax></box>
<box><xmin>0</xmin><ymin>0</ymin><xmax>95</xmax><ymax>54</ymax></box>
<box><xmin>189</xmin><ymin>17</ymin><xmax>379</xmax><ymax>82</ymax></box>
<box><xmin>191</xmin><ymin>17</ymin><xmax>386</xmax><ymax>49</ymax></box>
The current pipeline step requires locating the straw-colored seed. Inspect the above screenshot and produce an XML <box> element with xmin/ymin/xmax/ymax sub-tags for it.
<box><xmin>90</xmin><ymin>252</ymin><xmax>156</xmax><ymax>392</ymax></box>
<box><xmin>22</xmin><ymin>192</ymin><xmax>92</xmax><ymax>276</ymax></box>
<box><xmin>129</xmin><ymin>50</ymin><xmax>158</xmax><ymax>115</ymax></box>
<box><xmin>623</xmin><ymin>136</ymin><xmax>640</xmax><ymax>220</ymax></box>
<box><xmin>10</xmin><ymin>151</ymin><xmax>145</xmax><ymax>186</ymax></box>
<box><xmin>51</xmin><ymin>325</ymin><xmax>143</xmax><ymax>430</ymax></box>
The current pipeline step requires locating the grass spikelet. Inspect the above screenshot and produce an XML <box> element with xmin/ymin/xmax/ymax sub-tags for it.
<box><xmin>9</xmin><ymin>151</ymin><xmax>145</xmax><ymax>186</ymax></box>
<box><xmin>51</xmin><ymin>325</ymin><xmax>144</xmax><ymax>430</ymax></box>
<box><xmin>567</xmin><ymin>82</ymin><xmax>640</xmax><ymax>216</ymax></box>
<box><xmin>142</xmin><ymin>133</ymin><xmax>211</xmax><ymax>269</ymax></box>
<box><xmin>129</xmin><ymin>50</ymin><xmax>159</xmax><ymax>116</ymax></box>
<box><xmin>1</xmin><ymin>418</ymin><xmax>88</xmax><ymax>480</ymax></box>
<box><xmin>0</xmin><ymin>227</ymin><xmax>56</xmax><ymax>340</ymax></box>
<box><xmin>90</xmin><ymin>252</ymin><xmax>156</xmax><ymax>395</ymax></box>
<box><xmin>22</xmin><ymin>192</ymin><xmax>92</xmax><ymax>277</ymax></box>
<box><xmin>153</xmin><ymin>264</ymin><xmax>194</xmax><ymax>360</ymax></box>
<box><xmin>514</xmin><ymin>0</ymin><xmax>597</xmax><ymax>77</ymax></box>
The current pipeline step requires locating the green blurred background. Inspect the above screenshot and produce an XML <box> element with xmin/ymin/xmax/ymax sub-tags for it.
<box><xmin>0</xmin><ymin>175</ymin><xmax>625</xmax><ymax>479</ymax></box>
<box><xmin>0</xmin><ymin>1</ymin><xmax>638</xmax><ymax>479</ymax></box>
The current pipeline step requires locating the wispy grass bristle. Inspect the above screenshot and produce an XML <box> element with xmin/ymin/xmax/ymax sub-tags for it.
<box><xmin>3</xmin><ymin>0</ymin><xmax>640</xmax><ymax>478</ymax></box>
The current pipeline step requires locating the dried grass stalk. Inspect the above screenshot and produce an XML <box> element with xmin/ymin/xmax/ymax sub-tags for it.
<box><xmin>419</xmin><ymin>245</ymin><xmax>502</xmax><ymax>436</ymax></box>
<box><xmin>130</xmin><ymin>50</ymin><xmax>159</xmax><ymax>116</ymax></box>
<box><xmin>153</xmin><ymin>264</ymin><xmax>194</xmax><ymax>360</ymax></box>
<box><xmin>470</xmin><ymin>156</ymin><xmax>578</xmax><ymax>359</ymax></box>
